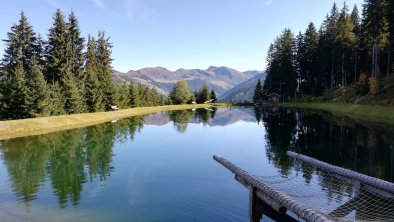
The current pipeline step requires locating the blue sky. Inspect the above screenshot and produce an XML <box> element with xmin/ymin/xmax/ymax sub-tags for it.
<box><xmin>0</xmin><ymin>0</ymin><xmax>362</xmax><ymax>72</ymax></box>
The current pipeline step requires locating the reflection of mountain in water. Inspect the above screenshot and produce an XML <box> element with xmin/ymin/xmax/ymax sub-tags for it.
<box><xmin>143</xmin><ymin>107</ymin><xmax>256</xmax><ymax>127</ymax></box>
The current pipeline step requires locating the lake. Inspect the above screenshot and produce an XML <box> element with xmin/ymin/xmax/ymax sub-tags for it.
<box><xmin>0</xmin><ymin>107</ymin><xmax>393</xmax><ymax>221</ymax></box>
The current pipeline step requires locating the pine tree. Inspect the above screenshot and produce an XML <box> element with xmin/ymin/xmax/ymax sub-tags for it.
<box><xmin>351</xmin><ymin>5</ymin><xmax>361</xmax><ymax>83</ymax></box>
<box><xmin>196</xmin><ymin>83</ymin><xmax>210</xmax><ymax>103</ymax></box>
<box><xmin>336</xmin><ymin>3</ymin><xmax>356</xmax><ymax>86</ymax></box>
<box><xmin>128</xmin><ymin>81</ymin><xmax>140</xmax><ymax>107</ymax></box>
<box><xmin>47</xmin><ymin>82</ymin><xmax>66</xmax><ymax>116</ymax></box>
<box><xmin>253</xmin><ymin>79</ymin><xmax>263</xmax><ymax>104</ymax></box>
<box><xmin>61</xmin><ymin>69</ymin><xmax>85</xmax><ymax>114</ymax></box>
<box><xmin>1</xmin><ymin>11</ymin><xmax>37</xmax><ymax>72</ymax></box>
<box><xmin>263</xmin><ymin>29</ymin><xmax>297</xmax><ymax>100</ymax></box>
<box><xmin>0</xmin><ymin>11</ymin><xmax>38</xmax><ymax>119</ymax></box>
<box><xmin>84</xmin><ymin>36</ymin><xmax>104</xmax><ymax>112</ymax></box>
<box><xmin>362</xmin><ymin>0</ymin><xmax>389</xmax><ymax>77</ymax></box>
<box><xmin>45</xmin><ymin>9</ymin><xmax>70</xmax><ymax>83</ymax></box>
<box><xmin>0</xmin><ymin>50</ymin><xmax>30</xmax><ymax>119</ymax></box>
<box><xmin>96</xmin><ymin>32</ymin><xmax>115</xmax><ymax>110</ymax></box>
<box><xmin>210</xmin><ymin>90</ymin><xmax>217</xmax><ymax>103</ymax></box>
<box><xmin>67</xmin><ymin>10</ymin><xmax>85</xmax><ymax>84</ymax></box>
<box><xmin>27</xmin><ymin>56</ymin><xmax>50</xmax><ymax>117</ymax></box>
<box><xmin>297</xmin><ymin>23</ymin><xmax>319</xmax><ymax>95</ymax></box>
<box><xmin>115</xmin><ymin>81</ymin><xmax>130</xmax><ymax>109</ymax></box>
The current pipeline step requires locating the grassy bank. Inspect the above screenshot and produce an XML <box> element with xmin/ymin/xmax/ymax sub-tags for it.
<box><xmin>0</xmin><ymin>103</ymin><xmax>228</xmax><ymax>140</ymax></box>
<box><xmin>280</xmin><ymin>102</ymin><xmax>394</xmax><ymax>124</ymax></box>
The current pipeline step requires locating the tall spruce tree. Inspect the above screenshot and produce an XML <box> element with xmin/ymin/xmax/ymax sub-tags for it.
<box><xmin>27</xmin><ymin>56</ymin><xmax>50</xmax><ymax>117</ymax></box>
<box><xmin>336</xmin><ymin>3</ymin><xmax>356</xmax><ymax>86</ymax></box>
<box><xmin>196</xmin><ymin>83</ymin><xmax>210</xmax><ymax>103</ymax></box>
<box><xmin>115</xmin><ymin>81</ymin><xmax>130</xmax><ymax>108</ymax></box>
<box><xmin>129</xmin><ymin>81</ymin><xmax>141</xmax><ymax>107</ymax></box>
<box><xmin>263</xmin><ymin>29</ymin><xmax>297</xmax><ymax>100</ymax></box>
<box><xmin>1</xmin><ymin>11</ymin><xmax>37</xmax><ymax>72</ymax></box>
<box><xmin>0</xmin><ymin>12</ymin><xmax>38</xmax><ymax>119</ymax></box>
<box><xmin>45</xmin><ymin>9</ymin><xmax>70</xmax><ymax>83</ymax></box>
<box><xmin>61</xmin><ymin>69</ymin><xmax>85</xmax><ymax>114</ymax></box>
<box><xmin>297</xmin><ymin>23</ymin><xmax>319</xmax><ymax>95</ymax></box>
<box><xmin>351</xmin><ymin>5</ymin><xmax>361</xmax><ymax>83</ymax></box>
<box><xmin>84</xmin><ymin>36</ymin><xmax>104</xmax><ymax>112</ymax></box>
<box><xmin>1</xmin><ymin>50</ymin><xmax>30</xmax><ymax>119</ymax></box>
<box><xmin>253</xmin><ymin>79</ymin><xmax>263</xmax><ymax>104</ymax></box>
<box><xmin>210</xmin><ymin>90</ymin><xmax>217</xmax><ymax>103</ymax></box>
<box><xmin>67</xmin><ymin>11</ymin><xmax>85</xmax><ymax>83</ymax></box>
<box><xmin>96</xmin><ymin>32</ymin><xmax>115</xmax><ymax>110</ymax></box>
<box><xmin>362</xmin><ymin>0</ymin><xmax>389</xmax><ymax>77</ymax></box>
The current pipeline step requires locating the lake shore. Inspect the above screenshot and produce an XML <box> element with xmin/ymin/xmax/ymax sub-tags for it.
<box><xmin>0</xmin><ymin>103</ymin><xmax>228</xmax><ymax>140</ymax></box>
<box><xmin>280</xmin><ymin>102</ymin><xmax>394</xmax><ymax>124</ymax></box>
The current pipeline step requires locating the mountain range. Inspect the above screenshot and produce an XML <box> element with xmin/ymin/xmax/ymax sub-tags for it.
<box><xmin>113</xmin><ymin>66</ymin><xmax>265</xmax><ymax>102</ymax></box>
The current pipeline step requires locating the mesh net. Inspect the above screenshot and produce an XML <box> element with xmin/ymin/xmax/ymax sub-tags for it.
<box><xmin>256</xmin><ymin>161</ymin><xmax>394</xmax><ymax>222</ymax></box>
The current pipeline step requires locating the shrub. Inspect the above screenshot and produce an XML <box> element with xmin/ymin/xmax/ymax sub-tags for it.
<box><xmin>355</xmin><ymin>73</ymin><xmax>369</xmax><ymax>95</ymax></box>
<box><xmin>368</xmin><ymin>77</ymin><xmax>378</xmax><ymax>96</ymax></box>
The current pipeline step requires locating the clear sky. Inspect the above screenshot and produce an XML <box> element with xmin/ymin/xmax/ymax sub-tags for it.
<box><xmin>0</xmin><ymin>0</ymin><xmax>362</xmax><ymax>72</ymax></box>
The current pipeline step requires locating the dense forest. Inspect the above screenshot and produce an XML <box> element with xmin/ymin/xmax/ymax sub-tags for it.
<box><xmin>255</xmin><ymin>0</ymin><xmax>394</xmax><ymax>104</ymax></box>
<box><xmin>0</xmin><ymin>10</ymin><xmax>218</xmax><ymax>120</ymax></box>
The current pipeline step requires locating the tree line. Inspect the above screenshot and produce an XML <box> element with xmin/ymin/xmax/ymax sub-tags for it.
<box><xmin>255</xmin><ymin>0</ymin><xmax>394</xmax><ymax>102</ymax></box>
<box><xmin>168</xmin><ymin>80</ymin><xmax>217</xmax><ymax>105</ymax></box>
<box><xmin>0</xmin><ymin>10</ymin><xmax>219</xmax><ymax>120</ymax></box>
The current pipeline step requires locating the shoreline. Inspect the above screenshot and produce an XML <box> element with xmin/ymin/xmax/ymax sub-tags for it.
<box><xmin>0</xmin><ymin>104</ymin><xmax>228</xmax><ymax>140</ymax></box>
<box><xmin>280</xmin><ymin>102</ymin><xmax>394</xmax><ymax>124</ymax></box>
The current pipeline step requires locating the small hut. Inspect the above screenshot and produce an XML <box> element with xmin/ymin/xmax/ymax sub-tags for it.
<box><xmin>268</xmin><ymin>93</ymin><xmax>281</xmax><ymax>103</ymax></box>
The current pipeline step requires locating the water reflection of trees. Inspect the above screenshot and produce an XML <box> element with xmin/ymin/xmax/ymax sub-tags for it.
<box><xmin>0</xmin><ymin>115</ymin><xmax>144</xmax><ymax>208</ymax></box>
<box><xmin>258</xmin><ymin>107</ymin><xmax>394</xmax><ymax>220</ymax></box>
<box><xmin>168</xmin><ymin>108</ymin><xmax>217</xmax><ymax>133</ymax></box>
<box><xmin>257</xmin><ymin>107</ymin><xmax>394</xmax><ymax>182</ymax></box>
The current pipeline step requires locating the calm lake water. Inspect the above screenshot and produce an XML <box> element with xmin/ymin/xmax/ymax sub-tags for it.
<box><xmin>0</xmin><ymin>107</ymin><xmax>393</xmax><ymax>221</ymax></box>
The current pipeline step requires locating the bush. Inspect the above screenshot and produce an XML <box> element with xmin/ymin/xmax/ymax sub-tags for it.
<box><xmin>368</xmin><ymin>77</ymin><xmax>378</xmax><ymax>96</ymax></box>
<box><xmin>355</xmin><ymin>73</ymin><xmax>369</xmax><ymax>95</ymax></box>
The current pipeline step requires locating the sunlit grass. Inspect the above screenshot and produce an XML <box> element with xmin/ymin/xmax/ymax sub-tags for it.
<box><xmin>0</xmin><ymin>104</ymin><xmax>229</xmax><ymax>140</ymax></box>
<box><xmin>281</xmin><ymin>102</ymin><xmax>394</xmax><ymax>124</ymax></box>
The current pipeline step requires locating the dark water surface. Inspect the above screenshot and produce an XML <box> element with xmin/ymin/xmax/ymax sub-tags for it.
<box><xmin>0</xmin><ymin>107</ymin><xmax>393</xmax><ymax>221</ymax></box>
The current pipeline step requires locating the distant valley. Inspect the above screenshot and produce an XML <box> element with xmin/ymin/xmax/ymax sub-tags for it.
<box><xmin>113</xmin><ymin>66</ymin><xmax>265</xmax><ymax>102</ymax></box>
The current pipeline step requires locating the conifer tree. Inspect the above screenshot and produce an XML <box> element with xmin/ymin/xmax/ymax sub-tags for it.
<box><xmin>96</xmin><ymin>32</ymin><xmax>115</xmax><ymax>110</ymax></box>
<box><xmin>67</xmin><ymin>11</ymin><xmax>85</xmax><ymax>84</ymax></box>
<box><xmin>84</xmin><ymin>36</ymin><xmax>104</xmax><ymax>112</ymax></box>
<box><xmin>45</xmin><ymin>9</ymin><xmax>70</xmax><ymax>83</ymax></box>
<box><xmin>0</xmin><ymin>50</ymin><xmax>30</xmax><ymax>119</ymax></box>
<box><xmin>115</xmin><ymin>81</ymin><xmax>130</xmax><ymax>108</ymax></box>
<box><xmin>47</xmin><ymin>83</ymin><xmax>66</xmax><ymax>116</ymax></box>
<box><xmin>1</xmin><ymin>11</ymin><xmax>37</xmax><ymax>72</ymax></box>
<box><xmin>362</xmin><ymin>0</ymin><xmax>389</xmax><ymax>77</ymax></box>
<box><xmin>351</xmin><ymin>5</ymin><xmax>361</xmax><ymax>83</ymax></box>
<box><xmin>61</xmin><ymin>69</ymin><xmax>85</xmax><ymax>114</ymax></box>
<box><xmin>196</xmin><ymin>83</ymin><xmax>210</xmax><ymax>103</ymax></box>
<box><xmin>253</xmin><ymin>79</ymin><xmax>263</xmax><ymax>104</ymax></box>
<box><xmin>27</xmin><ymin>56</ymin><xmax>50</xmax><ymax>117</ymax></box>
<box><xmin>210</xmin><ymin>90</ymin><xmax>217</xmax><ymax>103</ymax></box>
<box><xmin>336</xmin><ymin>3</ymin><xmax>356</xmax><ymax>86</ymax></box>
<box><xmin>128</xmin><ymin>81</ymin><xmax>140</xmax><ymax>107</ymax></box>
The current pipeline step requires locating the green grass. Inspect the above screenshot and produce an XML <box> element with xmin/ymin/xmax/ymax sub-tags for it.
<box><xmin>280</xmin><ymin>102</ymin><xmax>394</xmax><ymax>124</ymax></box>
<box><xmin>0</xmin><ymin>103</ymin><xmax>229</xmax><ymax>140</ymax></box>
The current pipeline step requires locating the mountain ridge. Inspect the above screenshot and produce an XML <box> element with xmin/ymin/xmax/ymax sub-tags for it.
<box><xmin>113</xmin><ymin>66</ymin><xmax>264</xmax><ymax>97</ymax></box>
